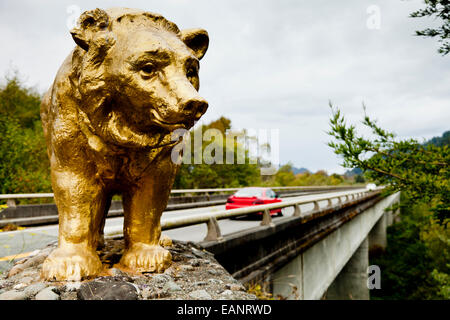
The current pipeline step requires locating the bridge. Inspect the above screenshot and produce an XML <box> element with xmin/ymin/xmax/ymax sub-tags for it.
<box><xmin>0</xmin><ymin>186</ymin><xmax>399</xmax><ymax>300</ymax></box>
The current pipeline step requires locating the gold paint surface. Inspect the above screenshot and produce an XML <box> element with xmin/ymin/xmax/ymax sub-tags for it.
<box><xmin>40</xmin><ymin>7</ymin><xmax>209</xmax><ymax>281</ymax></box>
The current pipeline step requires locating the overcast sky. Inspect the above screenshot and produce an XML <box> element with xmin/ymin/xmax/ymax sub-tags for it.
<box><xmin>0</xmin><ymin>0</ymin><xmax>448</xmax><ymax>173</ymax></box>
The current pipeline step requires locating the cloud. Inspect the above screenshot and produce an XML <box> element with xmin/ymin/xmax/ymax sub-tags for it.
<box><xmin>0</xmin><ymin>0</ymin><xmax>448</xmax><ymax>173</ymax></box>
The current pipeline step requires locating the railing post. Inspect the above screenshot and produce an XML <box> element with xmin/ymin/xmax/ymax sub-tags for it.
<box><xmin>204</xmin><ymin>217</ymin><xmax>223</xmax><ymax>241</ymax></box>
<box><xmin>313</xmin><ymin>201</ymin><xmax>320</xmax><ymax>211</ymax></box>
<box><xmin>327</xmin><ymin>199</ymin><xmax>333</xmax><ymax>207</ymax></box>
<box><xmin>261</xmin><ymin>209</ymin><xmax>274</xmax><ymax>227</ymax></box>
<box><xmin>293</xmin><ymin>204</ymin><xmax>301</xmax><ymax>217</ymax></box>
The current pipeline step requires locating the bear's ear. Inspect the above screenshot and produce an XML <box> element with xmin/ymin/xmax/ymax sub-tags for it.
<box><xmin>70</xmin><ymin>8</ymin><xmax>111</xmax><ymax>51</ymax></box>
<box><xmin>181</xmin><ymin>29</ymin><xmax>209</xmax><ymax>60</ymax></box>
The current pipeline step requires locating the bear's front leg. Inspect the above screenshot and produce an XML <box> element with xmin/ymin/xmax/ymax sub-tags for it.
<box><xmin>42</xmin><ymin>168</ymin><xmax>108</xmax><ymax>281</ymax></box>
<box><xmin>119</xmin><ymin>158</ymin><xmax>177</xmax><ymax>273</ymax></box>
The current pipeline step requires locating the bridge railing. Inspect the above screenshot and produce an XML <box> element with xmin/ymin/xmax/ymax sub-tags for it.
<box><xmin>0</xmin><ymin>185</ymin><xmax>361</xmax><ymax>207</ymax></box>
<box><xmin>104</xmin><ymin>187</ymin><xmax>383</xmax><ymax>241</ymax></box>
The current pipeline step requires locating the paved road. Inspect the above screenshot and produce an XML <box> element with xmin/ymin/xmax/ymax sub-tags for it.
<box><xmin>0</xmin><ymin>189</ymin><xmax>364</xmax><ymax>273</ymax></box>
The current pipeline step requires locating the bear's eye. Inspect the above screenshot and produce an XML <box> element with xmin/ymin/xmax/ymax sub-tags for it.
<box><xmin>140</xmin><ymin>64</ymin><xmax>156</xmax><ymax>78</ymax></box>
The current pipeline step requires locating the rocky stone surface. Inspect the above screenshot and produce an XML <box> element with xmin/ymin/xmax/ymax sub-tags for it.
<box><xmin>35</xmin><ymin>286</ymin><xmax>60</xmax><ymax>300</ymax></box>
<box><xmin>77</xmin><ymin>279</ymin><xmax>138</xmax><ymax>300</ymax></box>
<box><xmin>0</xmin><ymin>239</ymin><xmax>256</xmax><ymax>300</ymax></box>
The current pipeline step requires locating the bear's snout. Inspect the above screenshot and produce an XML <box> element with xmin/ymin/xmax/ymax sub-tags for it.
<box><xmin>180</xmin><ymin>98</ymin><xmax>208</xmax><ymax>120</ymax></box>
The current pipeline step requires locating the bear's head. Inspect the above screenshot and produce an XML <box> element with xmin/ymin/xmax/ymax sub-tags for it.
<box><xmin>70</xmin><ymin>8</ymin><xmax>209</xmax><ymax>149</ymax></box>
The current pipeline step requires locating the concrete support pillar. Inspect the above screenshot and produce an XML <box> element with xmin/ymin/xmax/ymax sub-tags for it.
<box><xmin>325</xmin><ymin>237</ymin><xmax>369</xmax><ymax>300</ymax></box>
<box><xmin>368</xmin><ymin>213</ymin><xmax>387</xmax><ymax>254</ymax></box>
<box><xmin>385</xmin><ymin>210</ymin><xmax>394</xmax><ymax>227</ymax></box>
<box><xmin>272</xmin><ymin>254</ymin><xmax>303</xmax><ymax>300</ymax></box>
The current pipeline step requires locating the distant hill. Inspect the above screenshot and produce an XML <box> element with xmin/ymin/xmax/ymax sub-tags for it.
<box><xmin>344</xmin><ymin>167</ymin><xmax>363</xmax><ymax>177</ymax></box>
<box><xmin>291</xmin><ymin>167</ymin><xmax>310</xmax><ymax>175</ymax></box>
<box><xmin>425</xmin><ymin>130</ymin><xmax>450</xmax><ymax>147</ymax></box>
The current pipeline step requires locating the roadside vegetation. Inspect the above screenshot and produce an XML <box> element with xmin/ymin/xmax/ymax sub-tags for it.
<box><xmin>0</xmin><ymin>72</ymin><xmax>51</xmax><ymax>197</ymax></box>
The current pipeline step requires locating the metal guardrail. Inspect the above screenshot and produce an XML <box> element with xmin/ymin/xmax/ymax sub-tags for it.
<box><xmin>105</xmin><ymin>187</ymin><xmax>382</xmax><ymax>241</ymax></box>
<box><xmin>0</xmin><ymin>185</ymin><xmax>360</xmax><ymax>206</ymax></box>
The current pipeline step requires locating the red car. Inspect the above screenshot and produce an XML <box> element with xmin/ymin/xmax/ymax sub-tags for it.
<box><xmin>225</xmin><ymin>187</ymin><xmax>283</xmax><ymax>216</ymax></box>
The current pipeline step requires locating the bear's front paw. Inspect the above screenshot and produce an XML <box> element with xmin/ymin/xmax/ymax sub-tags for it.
<box><xmin>41</xmin><ymin>247</ymin><xmax>102</xmax><ymax>281</ymax></box>
<box><xmin>120</xmin><ymin>243</ymin><xmax>172</xmax><ymax>273</ymax></box>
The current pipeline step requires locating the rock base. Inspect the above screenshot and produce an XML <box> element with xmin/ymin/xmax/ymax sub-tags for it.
<box><xmin>0</xmin><ymin>239</ymin><xmax>256</xmax><ymax>300</ymax></box>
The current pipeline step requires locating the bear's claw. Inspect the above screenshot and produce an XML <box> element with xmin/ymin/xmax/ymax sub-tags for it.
<box><xmin>41</xmin><ymin>247</ymin><xmax>102</xmax><ymax>281</ymax></box>
<box><xmin>120</xmin><ymin>243</ymin><xmax>172</xmax><ymax>273</ymax></box>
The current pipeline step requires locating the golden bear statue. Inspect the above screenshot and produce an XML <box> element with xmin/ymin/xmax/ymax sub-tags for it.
<box><xmin>40</xmin><ymin>7</ymin><xmax>209</xmax><ymax>281</ymax></box>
